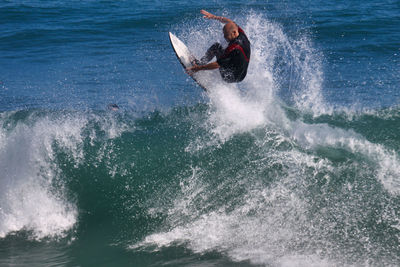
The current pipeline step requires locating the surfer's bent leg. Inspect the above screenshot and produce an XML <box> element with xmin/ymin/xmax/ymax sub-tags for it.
<box><xmin>199</xmin><ymin>43</ymin><xmax>224</xmax><ymax>65</ymax></box>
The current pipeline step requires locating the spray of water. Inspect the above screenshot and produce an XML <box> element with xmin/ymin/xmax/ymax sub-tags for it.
<box><xmin>0</xmin><ymin>112</ymin><xmax>81</xmax><ymax>239</ymax></box>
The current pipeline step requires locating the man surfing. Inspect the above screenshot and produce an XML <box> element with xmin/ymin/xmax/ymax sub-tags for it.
<box><xmin>186</xmin><ymin>10</ymin><xmax>251</xmax><ymax>83</ymax></box>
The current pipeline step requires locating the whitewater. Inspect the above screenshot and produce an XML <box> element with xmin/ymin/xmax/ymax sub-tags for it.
<box><xmin>1</xmin><ymin>1</ymin><xmax>400</xmax><ymax>266</ymax></box>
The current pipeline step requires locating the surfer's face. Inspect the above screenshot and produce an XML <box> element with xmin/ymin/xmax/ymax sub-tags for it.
<box><xmin>224</xmin><ymin>29</ymin><xmax>238</xmax><ymax>41</ymax></box>
<box><xmin>223</xmin><ymin>23</ymin><xmax>239</xmax><ymax>41</ymax></box>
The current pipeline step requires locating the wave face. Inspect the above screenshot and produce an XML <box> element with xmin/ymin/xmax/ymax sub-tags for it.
<box><xmin>2</xmin><ymin>108</ymin><xmax>400</xmax><ymax>266</ymax></box>
<box><xmin>1</xmin><ymin>1</ymin><xmax>400</xmax><ymax>266</ymax></box>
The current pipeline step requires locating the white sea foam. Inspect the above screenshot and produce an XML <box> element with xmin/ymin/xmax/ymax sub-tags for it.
<box><xmin>286</xmin><ymin>119</ymin><xmax>400</xmax><ymax>194</ymax></box>
<box><xmin>0</xmin><ymin>111</ymin><xmax>130</xmax><ymax>239</ymax></box>
<box><xmin>134</xmin><ymin>148</ymin><xmax>340</xmax><ymax>266</ymax></box>
<box><xmin>0</xmin><ymin>113</ymin><xmax>84</xmax><ymax>239</ymax></box>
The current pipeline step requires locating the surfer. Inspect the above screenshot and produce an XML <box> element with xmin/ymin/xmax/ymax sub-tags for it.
<box><xmin>186</xmin><ymin>10</ymin><xmax>251</xmax><ymax>83</ymax></box>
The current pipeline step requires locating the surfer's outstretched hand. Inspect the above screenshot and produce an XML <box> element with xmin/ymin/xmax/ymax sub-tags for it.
<box><xmin>200</xmin><ymin>10</ymin><xmax>233</xmax><ymax>24</ymax></box>
<box><xmin>200</xmin><ymin>10</ymin><xmax>215</xmax><ymax>20</ymax></box>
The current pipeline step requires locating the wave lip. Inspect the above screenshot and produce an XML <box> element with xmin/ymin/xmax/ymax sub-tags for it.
<box><xmin>0</xmin><ymin>111</ymin><xmax>82</xmax><ymax>239</ymax></box>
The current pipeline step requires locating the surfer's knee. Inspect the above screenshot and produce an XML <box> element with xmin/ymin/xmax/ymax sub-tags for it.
<box><xmin>208</xmin><ymin>43</ymin><xmax>224</xmax><ymax>59</ymax></box>
<box><xmin>209</xmin><ymin>42</ymin><xmax>223</xmax><ymax>52</ymax></box>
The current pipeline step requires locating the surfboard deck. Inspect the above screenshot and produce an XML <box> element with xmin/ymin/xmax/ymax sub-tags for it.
<box><xmin>168</xmin><ymin>32</ymin><xmax>208</xmax><ymax>91</ymax></box>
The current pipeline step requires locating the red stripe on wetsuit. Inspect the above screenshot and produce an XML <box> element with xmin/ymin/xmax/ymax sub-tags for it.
<box><xmin>224</xmin><ymin>27</ymin><xmax>249</xmax><ymax>62</ymax></box>
<box><xmin>225</xmin><ymin>44</ymin><xmax>249</xmax><ymax>62</ymax></box>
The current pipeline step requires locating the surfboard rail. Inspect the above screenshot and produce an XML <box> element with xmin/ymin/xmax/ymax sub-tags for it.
<box><xmin>168</xmin><ymin>32</ymin><xmax>207</xmax><ymax>91</ymax></box>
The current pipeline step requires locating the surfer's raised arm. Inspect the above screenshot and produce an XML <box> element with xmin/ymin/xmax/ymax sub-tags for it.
<box><xmin>200</xmin><ymin>10</ymin><xmax>233</xmax><ymax>24</ymax></box>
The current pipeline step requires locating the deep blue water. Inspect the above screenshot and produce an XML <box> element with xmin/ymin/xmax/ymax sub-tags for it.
<box><xmin>1</xmin><ymin>1</ymin><xmax>400</xmax><ymax>266</ymax></box>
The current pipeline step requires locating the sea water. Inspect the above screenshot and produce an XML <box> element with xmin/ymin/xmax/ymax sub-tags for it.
<box><xmin>0</xmin><ymin>0</ymin><xmax>399</xmax><ymax>266</ymax></box>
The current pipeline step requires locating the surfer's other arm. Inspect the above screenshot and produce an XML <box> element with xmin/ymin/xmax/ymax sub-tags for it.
<box><xmin>186</xmin><ymin>62</ymin><xmax>219</xmax><ymax>75</ymax></box>
<box><xmin>200</xmin><ymin>10</ymin><xmax>233</xmax><ymax>24</ymax></box>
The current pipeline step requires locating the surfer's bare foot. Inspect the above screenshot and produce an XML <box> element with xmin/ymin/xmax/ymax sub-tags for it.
<box><xmin>189</xmin><ymin>56</ymin><xmax>201</xmax><ymax>66</ymax></box>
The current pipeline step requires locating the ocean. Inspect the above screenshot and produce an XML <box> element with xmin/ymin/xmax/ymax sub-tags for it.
<box><xmin>0</xmin><ymin>0</ymin><xmax>399</xmax><ymax>266</ymax></box>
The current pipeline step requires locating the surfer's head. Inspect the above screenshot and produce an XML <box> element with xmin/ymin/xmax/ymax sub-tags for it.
<box><xmin>223</xmin><ymin>22</ymin><xmax>239</xmax><ymax>41</ymax></box>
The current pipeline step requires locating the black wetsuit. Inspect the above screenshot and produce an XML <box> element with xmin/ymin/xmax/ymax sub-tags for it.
<box><xmin>200</xmin><ymin>27</ymin><xmax>251</xmax><ymax>83</ymax></box>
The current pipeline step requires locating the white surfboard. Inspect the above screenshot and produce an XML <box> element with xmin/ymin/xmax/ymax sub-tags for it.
<box><xmin>169</xmin><ymin>32</ymin><xmax>210</xmax><ymax>91</ymax></box>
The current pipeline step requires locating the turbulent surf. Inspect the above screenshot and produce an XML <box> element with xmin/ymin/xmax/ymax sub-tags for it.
<box><xmin>1</xmin><ymin>1</ymin><xmax>399</xmax><ymax>266</ymax></box>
